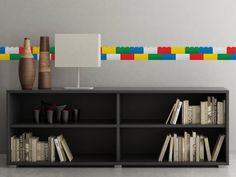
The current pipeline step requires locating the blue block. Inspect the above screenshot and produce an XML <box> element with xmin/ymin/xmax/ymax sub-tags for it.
<box><xmin>101</xmin><ymin>54</ymin><xmax>107</xmax><ymax>60</ymax></box>
<box><xmin>199</xmin><ymin>47</ymin><xmax>213</xmax><ymax>54</ymax></box>
<box><xmin>232</xmin><ymin>54</ymin><xmax>236</xmax><ymax>60</ymax></box>
<box><xmin>130</xmin><ymin>47</ymin><xmax>144</xmax><ymax>54</ymax></box>
<box><xmin>33</xmin><ymin>54</ymin><xmax>38</xmax><ymax>60</ymax></box>
<box><xmin>0</xmin><ymin>47</ymin><xmax>5</xmax><ymax>54</ymax></box>
<box><xmin>162</xmin><ymin>54</ymin><xmax>176</xmax><ymax>60</ymax></box>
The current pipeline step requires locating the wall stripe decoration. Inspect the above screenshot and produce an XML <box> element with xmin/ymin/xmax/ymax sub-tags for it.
<box><xmin>0</xmin><ymin>46</ymin><xmax>236</xmax><ymax>61</ymax></box>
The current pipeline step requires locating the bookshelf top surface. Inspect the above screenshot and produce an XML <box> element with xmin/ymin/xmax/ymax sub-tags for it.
<box><xmin>7</xmin><ymin>87</ymin><xmax>229</xmax><ymax>94</ymax></box>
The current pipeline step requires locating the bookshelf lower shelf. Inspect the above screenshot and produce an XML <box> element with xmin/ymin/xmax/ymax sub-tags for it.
<box><xmin>9</xmin><ymin>154</ymin><xmax>116</xmax><ymax>167</ymax></box>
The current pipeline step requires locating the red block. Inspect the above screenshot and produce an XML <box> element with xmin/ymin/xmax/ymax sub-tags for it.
<box><xmin>51</xmin><ymin>54</ymin><xmax>55</xmax><ymax>60</ymax></box>
<box><xmin>158</xmin><ymin>47</ymin><xmax>171</xmax><ymax>54</ymax></box>
<box><xmin>227</xmin><ymin>47</ymin><xmax>236</xmax><ymax>54</ymax></box>
<box><xmin>19</xmin><ymin>46</ymin><xmax>33</xmax><ymax>54</ymax></box>
<box><xmin>190</xmin><ymin>54</ymin><xmax>203</xmax><ymax>60</ymax></box>
<box><xmin>121</xmin><ymin>54</ymin><xmax>134</xmax><ymax>60</ymax></box>
<box><xmin>19</xmin><ymin>47</ymin><xmax>24</xmax><ymax>54</ymax></box>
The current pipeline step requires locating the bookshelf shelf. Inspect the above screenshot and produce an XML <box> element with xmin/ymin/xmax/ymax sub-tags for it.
<box><xmin>120</xmin><ymin>124</ymin><xmax>225</xmax><ymax>128</ymax></box>
<box><xmin>7</xmin><ymin>87</ymin><xmax>229</xmax><ymax>167</ymax></box>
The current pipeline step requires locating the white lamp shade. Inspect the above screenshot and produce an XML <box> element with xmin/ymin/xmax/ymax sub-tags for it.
<box><xmin>55</xmin><ymin>34</ymin><xmax>101</xmax><ymax>67</ymax></box>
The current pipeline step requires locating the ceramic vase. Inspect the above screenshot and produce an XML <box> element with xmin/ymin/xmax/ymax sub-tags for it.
<box><xmin>19</xmin><ymin>38</ymin><xmax>36</xmax><ymax>90</ymax></box>
<box><xmin>38</xmin><ymin>36</ymin><xmax>51</xmax><ymax>89</ymax></box>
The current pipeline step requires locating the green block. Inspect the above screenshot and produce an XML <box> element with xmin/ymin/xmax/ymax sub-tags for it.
<box><xmin>218</xmin><ymin>54</ymin><xmax>232</xmax><ymax>60</ymax></box>
<box><xmin>116</xmin><ymin>47</ymin><xmax>130</xmax><ymax>54</ymax></box>
<box><xmin>50</xmin><ymin>47</ymin><xmax>55</xmax><ymax>54</ymax></box>
<box><xmin>10</xmin><ymin>54</ymin><xmax>21</xmax><ymax>60</ymax></box>
<box><xmin>185</xmin><ymin>47</ymin><xmax>200</xmax><ymax>54</ymax></box>
<box><xmin>148</xmin><ymin>54</ymin><xmax>162</xmax><ymax>60</ymax></box>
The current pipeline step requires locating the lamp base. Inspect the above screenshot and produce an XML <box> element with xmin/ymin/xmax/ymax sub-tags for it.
<box><xmin>64</xmin><ymin>87</ymin><xmax>94</xmax><ymax>90</ymax></box>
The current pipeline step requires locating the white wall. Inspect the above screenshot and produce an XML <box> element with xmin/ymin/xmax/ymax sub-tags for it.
<box><xmin>0</xmin><ymin>0</ymin><xmax>236</xmax><ymax>153</ymax></box>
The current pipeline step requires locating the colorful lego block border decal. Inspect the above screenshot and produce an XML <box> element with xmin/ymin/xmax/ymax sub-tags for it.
<box><xmin>0</xmin><ymin>46</ymin><xmax>236</xmax><ymax>60</ymax></box>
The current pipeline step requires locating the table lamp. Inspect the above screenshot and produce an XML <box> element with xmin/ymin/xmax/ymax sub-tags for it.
<box><xmin>55</xmin><ymin>34</ymin><xmax>101</xmax><ymax>89</ymax></box>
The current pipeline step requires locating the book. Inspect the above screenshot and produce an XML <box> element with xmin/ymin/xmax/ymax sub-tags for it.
<box><xmin>25</xmin><ymin>132</ymin><xmax>32</xmax><ymax>161</ymax></box>
<box><xmin>223</xmin><ymin>100</ymin><xmax>226</xmax><ymax>124</ymax></box>
<box><xmin>54</xmin><ymin>138</ymin><xmax>66</xmax><ymax>162</ymax></box>
<box><xmin>11</xmin><ymin>136</ymin><xmax>16</xmax><ymax>162</ymax></box>
<box><xmin>31</xmin><ymin>137</ymin><xmax>38</xmax><ymax>162</ymax></box>
<box><xmin>48</xmin><ymin>136</ymin><xmax>56</xmax><ymax>162</ymax></box>
<box><xmin>212</xmin><ymin>135</ymin><xmax>225</xmax><ymax>161</ymax></box>
<box><xmin>170</xmin><ymin>100</ymin><xmax>182</xmax><ymax>124</ymax></box>
<box><xmin>181</xmin><ymin>137</ymin><xmax>185</xmax><ymax>162</ymax></box>
<box><xmin>16</xmin><ymin>138</ymin><xmax>20</xmax><ymax>162</ymax></box>
<box><xmin>173</xmin><ymin>134</ymin><xmax>178</xmax><ymax>162</ymax></box>
<box><xmin>199</xmin><ymin>135</ymin><xmax>205</xmax><ymax>161</ymax></box>
<box><xmin>212</xmin><ymin>97</ymin><xmax>217</xmax><ymax>124</ymax></box>
<box><xmin>182</xmin><ymin>100</ymin><xmax>189</xmax><ymax>124</ymax></box>
<box><xmin>165</xmin><ymin>103</ymin><xmax>176</xmax><ymax>124</ymax></box>
<box><xmin>190</xmin><ymin>137</ymin><xmax>194</xmax><ymax>162</ymax></box>
<box><xmin>192</xmin><ymin>132</ymin><xmax>196</xmax><ymax>161</ymax></box>
<box><xmin>191</xmin><ymin>106</ymin><xmax>201</xmax><ymax>124</ymax></box>
<box><xmin>58</xmin><ymin>135</ymin><xmax>74</xmax><ymax>162</ymax></box>
<box><xmin>184</xmin><ymin>132</ymin><xmax>190</xmax><ymax>162</ymax></box>
<box><xmin>196</xmin><ymin>135</ymin><xmax>200</xmax><ymax>162</ymax></box>
<box><xmin>200</xmin><ymin>101</ymin><xmax>208</xmax><ymax>124</ymax></box>
<box><xmin>178</xmin><ymin>137</ymin><xmax>182</xmax><ymax>162</ymax></box>
<box><xmin>187</xmin><ymin>106</ymin><xmax>193</xmax><ymax>124</ymax></box>
<box><xmin>204</xmin><ymin>137</ymin><xmax>212</xmax><ymax>161</ymax></box>
<box><xmin>158</xmin><ymin>134</ymin><xmax>171</xmax><ymax>162</ymax></box>
<box><xmin>170</xmin><ymin>99</ymin><xmax>180</xmax><ymax>124</ymax></box>
<box><xmin>217</xmin><ymin>101</ymin><xmax>224</xmax><ymax>124</ymax></box>
<box><xmin>207</xmin><ymin>97</ymin><xmax>213</xmax><ymax>124</ymax></box>
<box><xmin>36</xmin><ymin>142</ymin><xmax>42</xmax><ymax>161</ymax></box>
<box><xmin>168</xmin><ymin>137</ymin><xmax>174</xmax><ymax>162</ymax></box>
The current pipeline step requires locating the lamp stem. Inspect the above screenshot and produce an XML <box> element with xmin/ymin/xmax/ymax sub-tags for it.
<box><xmin>77</xmin><ymin>67</ymin><xmax>80</xmax><ymax>88</ymax></box>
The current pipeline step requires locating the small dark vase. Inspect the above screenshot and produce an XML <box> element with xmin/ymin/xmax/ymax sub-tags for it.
<box><xmin>19</xmin><ymin>38</ymin><xmax>36</xmax><ymax>90</ymax></box>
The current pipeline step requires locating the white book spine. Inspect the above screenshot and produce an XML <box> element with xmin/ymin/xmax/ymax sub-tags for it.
<box><xmin>172</xmin><ymin>101</ymin><xmax>182</xmax><ymax>124</ymax></box>
<box><xmin>168</xmin><ymin>137</ymin><xmax>174</xmax><ymax>162</ymax></box>
<box><xmin>54</xmin><ymin>139</ymin><xmax>65</xmax><ymax>162</ymax></box>
<box><xmin>196</xmin><ymin>136</ymin><xmax>200</xmax><ymax>162</ymax></box>
<box><xmin>173</xmin><ymin>134</ymin><xmax>178</xmax><ymax>162</ymax></box>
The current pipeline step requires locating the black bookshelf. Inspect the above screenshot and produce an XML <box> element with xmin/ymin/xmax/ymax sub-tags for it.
<box><xmin>7</xmin><ymin>87</ymin><xmax>229</xmax><ymax>167</ymax></box>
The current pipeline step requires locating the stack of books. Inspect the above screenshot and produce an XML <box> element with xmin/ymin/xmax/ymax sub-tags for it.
<box><xmin>165</xmin><ymin>97</ymin><xmax>225</xmax><ymax>125</ymax></box>
<box><xmin>11</xmin><ymin>133</ymin><xmax>73</xmax><ymax>162</ymax></box>
<box><xmin>158</xmin><ymin>132</ymin><xmax>225</xmax><ymax>162</ymax></box>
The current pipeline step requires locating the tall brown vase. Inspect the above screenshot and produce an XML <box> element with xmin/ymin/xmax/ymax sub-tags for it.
<box><xmin>19</xmin><ymin>38</ymin><xmax>36</xmax><ymax>90</ymax></box>
<box><xmin>38</xmin><ymin>36</ymin><xmax>51</xmax><ymax>89</ymax></box>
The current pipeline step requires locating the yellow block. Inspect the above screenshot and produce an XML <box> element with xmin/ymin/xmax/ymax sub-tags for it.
<box><xmin>134</xmin><ymin>54</ymin><xmax>148</xmax><ymax>60</ymax></box>
<box><xmin>33</xmin><ymin>47</ymin><xmax>39</xmax><ymax>54</ymax></box>
<box><xmin>102</xmin><ymin>47</ymin><xmax>116</xmax><ymax>54</ymax></box>
<box><xmin>0</xmin><ymin>54</ymin><xmax>10</xmax><ymax>60</ymax></box>
<box><xmin>204</xmin><ymin>54</ymin><xmax>217</xmax><ymax>60</ymax></box>
<box><xmin>171</xmin><ymin>47</ymin><xmax>185</xmax><ymax>54</ymax></box>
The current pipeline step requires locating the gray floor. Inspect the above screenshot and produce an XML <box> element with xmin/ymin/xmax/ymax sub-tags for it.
<box><xmin>0</xmin><ymin>154</ymin><xmax>235</xmax><ymax>177</ymax></box>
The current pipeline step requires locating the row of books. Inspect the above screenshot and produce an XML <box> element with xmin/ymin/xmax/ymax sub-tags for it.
<box><xmin>158</xmin><ymin>132</ymin><xmax>225</xmax><ymax>162</ymax></box>
<box><xmin>165</xmin><ymin>96</ymin><xmax>225</xmax><ymax>125</ymax></box>
<box><xmin>11</xmin><ymin>133</ymin><xmax>73</xmax><ymax>162</ymax></box>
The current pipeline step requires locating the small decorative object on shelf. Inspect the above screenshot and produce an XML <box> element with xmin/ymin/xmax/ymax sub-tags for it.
<box><xmin>38</xmin><ymin>36</ymin><xmax>51</xmax><ymax>89</ymax></box>
<box><xmin>18</xmin><ymin>38</ymin><xmax>36</xmax><ymax>90</ymax></box>
<box><xmin>47</xmin><ymin>109</ymin><xmax>54</xmax><ymax>124</ymax></box>
<box><xmin>40</xmin><ymin>101</ymin><xmax>55</xmax><ymax>123</ymax></box>
<box><xmin>62</xmin><ymin>109</ymin><xmax>69</xmax><ymax>123</ymax></box>
<box><xmin>34</xmin><ymin>109</ymin><xmax>40</xmax><ymax>124</ymax></box>
<box><xmin>73</xmin><ymin>108</ymin><xmax>79</xmax><ymax>122</ymax></box>
<box><xmin>56</xmin><ymin>105</ymin><xmax>67</xmax><ymax>123</ymax></box>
